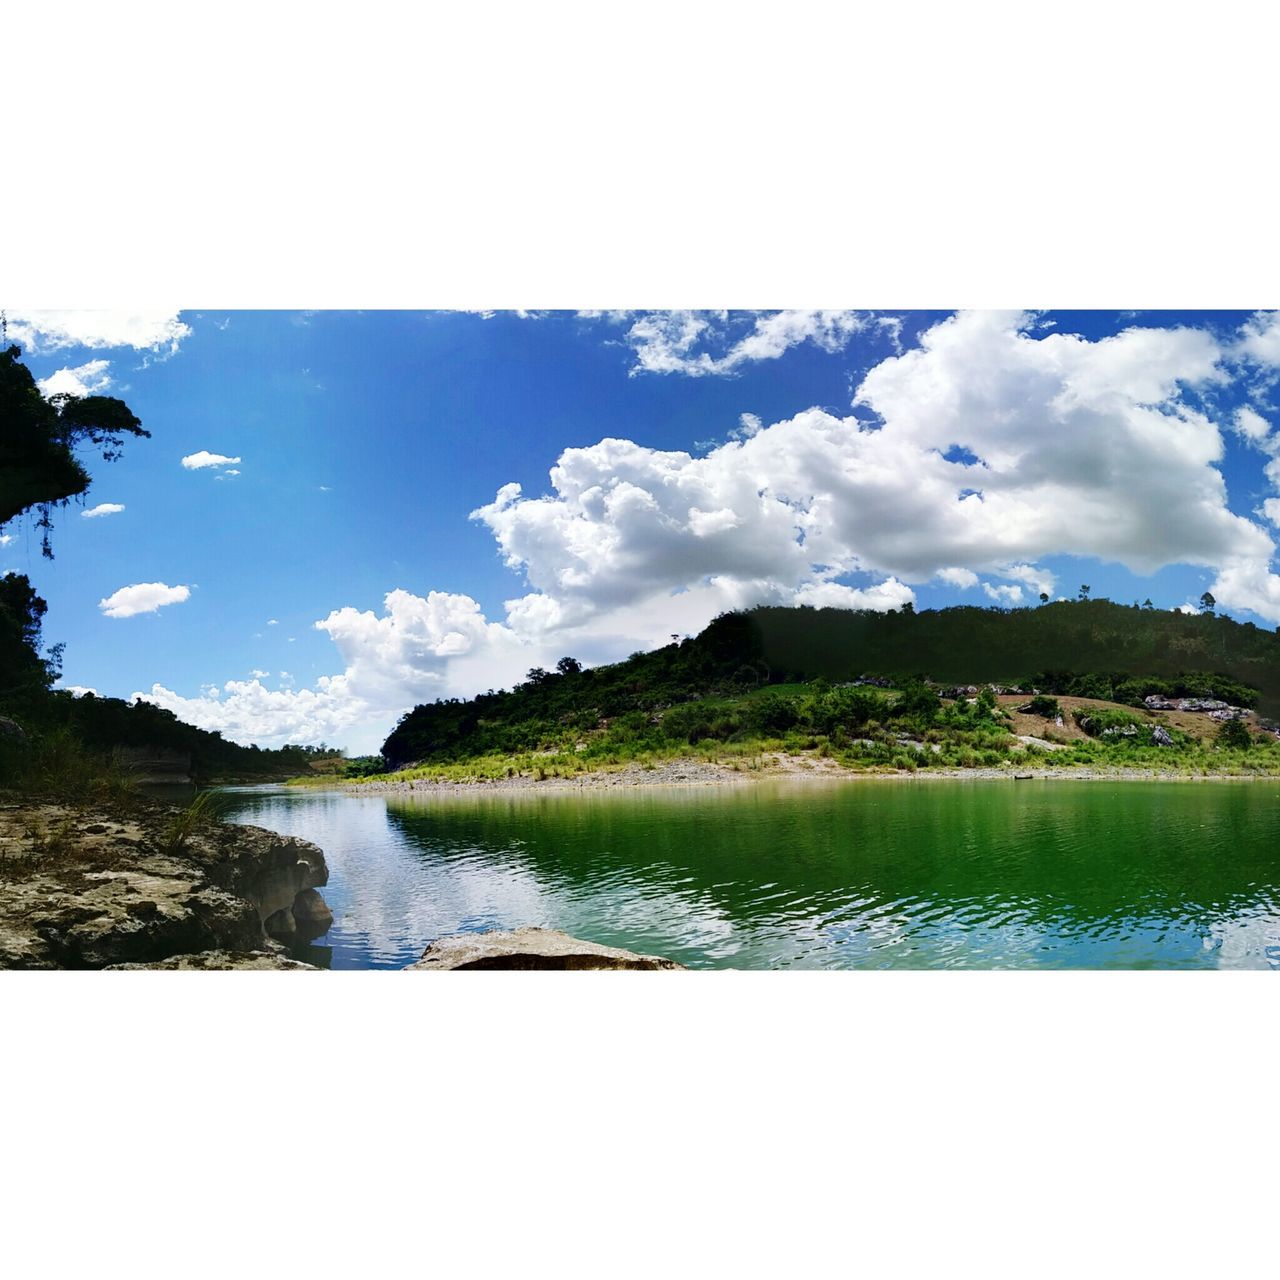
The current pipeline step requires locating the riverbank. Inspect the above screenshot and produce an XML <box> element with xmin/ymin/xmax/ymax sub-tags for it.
<box><xmin>334</xmin><ymin>751</ymin><xmax>1280</xmax><ymax>794</ymax></box>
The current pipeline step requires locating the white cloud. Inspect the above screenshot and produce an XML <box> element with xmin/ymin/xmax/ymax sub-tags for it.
<box><xmin>58</xmin><ymin>685</ymin><xmax>98</xmax><ymax>698</ymax></box>
<box><xmin>0</xmin><ymin>534</ymin><xmax>14</xmax><ymax>548</ymax></box>
<box><xmin>1233</xmin><ymin>405</ymin><xmax>1272</xmax><ymax>444</ymax></box>
<box><xmin>1237</xmin><ymin>311</ymin><xmax>1280</xmax><ymax>366</ymax></box>
<box><xmin>250</xmin><ymin>669</ymin><xmax>270</xmax><ymax>679</ymax></box>
<box><xmin>5</xmin><ymin>311</ymin><xmax>191</xmax><ymax>355</ymax></box>
<box><xmin>37</xmin><ymin>359</ymin><xmax>113</xmax><ymax>398</ymax></box>
<box><xmin>81</xmin><ymin>503</ymin><xmax>125</xmax><ymax>519</ymax></box>
<box><xmin>1000</xmin><ymin>563</ymin><xmax>1057</xmax><ymax>597</ymax></box>
<box><xmin>98</xmin><ymin>582</ymin><xmax>191</xmax><ymax>618</ymax></box>
<box><xmin>619</xmin><ymin>310</ymin><xmax>878</xmax><ymax>377</ymax></box>
<box><xmin>181</xmin><ymin>451</ymin><xmax>242</xmax><ymax>470</ymax></box>
<box><xmin>1262</xmin><ymin>499</ymin><xmax>1280</xmax><ymax>528</ymax></box>
<box><xmin>267</xmin><ymin>619</ymin><xmax>279</xmax><ymax>626</ymax></box>
<box><xmin>134</xmin><ymin>311</ymin><xmax>1280</xmax><ymax>751</ymax></box>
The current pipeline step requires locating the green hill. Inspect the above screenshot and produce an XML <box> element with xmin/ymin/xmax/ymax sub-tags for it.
<box><xmin>380</xmin><ymin>600</ymin><xmax>1280</xmax><ymax>769</ymax></box>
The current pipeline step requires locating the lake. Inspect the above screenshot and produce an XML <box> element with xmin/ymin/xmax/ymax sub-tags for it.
<box><xmin>219</xmin><ymin>778</ymin><xmax>1280</xmax><ymax>970</ymax></box>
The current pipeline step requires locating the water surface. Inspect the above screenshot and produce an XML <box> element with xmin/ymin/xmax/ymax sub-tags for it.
<box><xmin>220</xmin><ymin>779</ymin><xmax>1280</xmax><ymax>970</ymax></box>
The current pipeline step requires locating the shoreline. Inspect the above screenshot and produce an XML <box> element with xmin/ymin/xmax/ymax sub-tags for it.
<box><xmin>325</xmin><ymin>755</ymin><xmax>1280</xmax><ymax>796</ymax></box>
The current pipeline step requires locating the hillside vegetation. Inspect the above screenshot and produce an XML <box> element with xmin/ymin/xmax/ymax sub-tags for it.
<box><xmin>372</xmin><ymin>601</ymin><xmax>1280</xmax><ymax>780</ymax></box>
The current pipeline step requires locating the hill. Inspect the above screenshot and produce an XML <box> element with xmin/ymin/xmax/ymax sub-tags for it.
<box><xmin>379</xmin><ymin>600</ymin><xmax>1280</xmax><ymax>771</ymax></box>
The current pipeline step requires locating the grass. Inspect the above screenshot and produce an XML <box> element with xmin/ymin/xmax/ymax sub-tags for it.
<box><xmin>157</xmin><ymin>790</ymin><xmax>223</xmax><ymax>854</ymax></box>
<box><xmin>280</xmin><ymin>678</ymin><xmax>1280</xmax><ymax>788</ymax></box>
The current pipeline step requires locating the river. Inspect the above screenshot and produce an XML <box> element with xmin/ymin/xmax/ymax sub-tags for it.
<box><xmin>218</xmin><ymin>778</ymin><xmax>1280</xmax><ymax>970</ymax></box>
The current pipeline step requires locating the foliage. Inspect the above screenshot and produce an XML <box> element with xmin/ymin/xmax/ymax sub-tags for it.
<box><xmin>1073</xmin><ymin>706</ymin><xmax>1147</xmax><ymax>738</ymax></box>
<box><xmin>159</xmin><ymin>790</ymin><xmax>223</xmax><ymax>855</ymax></box>
<box><xmin>1217</xmin><ymin>717</ymin><xmax>1252</xmax><ymax>750</ymax></box>
<box><xmin>377</xmin><ymin>600</ymin><xmax>1280</xmax><ymax>778</ymax></box>
<box><xmin>0</xmin><ymin>343</ymin><xmax>149</xmax><ymax>556</ymax></box>
<box><xmin>0</xmin><ymin>572</ymin><xmax>58</xmax><ymax>713</ymax></box>
<box><xmin>1025</xmin><ymin>694</ymin><xmax>1060</xmax><ymax>718</ymax></box>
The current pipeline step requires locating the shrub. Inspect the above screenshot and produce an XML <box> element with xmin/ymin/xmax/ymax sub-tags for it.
<box><xmin>1217</xmin><ymin>717</ymin><xmax>1252</xmax><ymax>750</ymax></box>
<box><xmin>1025</xmin><ymin>694</ymin><xmax>1060</xmax><ymax>719</ymax></box>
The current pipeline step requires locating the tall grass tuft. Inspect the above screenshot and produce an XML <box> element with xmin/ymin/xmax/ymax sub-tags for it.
<box><xmin>159</xmin><ymin>790</ymin><xmax>224</xmax><ymax>855</ymax></box>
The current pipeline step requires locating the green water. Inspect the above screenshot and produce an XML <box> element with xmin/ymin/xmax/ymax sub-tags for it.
<box><xmin>220</xmin><ymin>779</ymin><xmax>1280</xmax><ymax>969</ymax></box>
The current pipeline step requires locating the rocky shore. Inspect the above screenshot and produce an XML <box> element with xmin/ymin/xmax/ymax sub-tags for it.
<box><xmin>0</xmin><ymin>796</ymin><xmax>332</xmax><ymax>970</ymax></box>
<box><xmin>345</xmin><ymin>753</ymin><xmax>1280</xmax><ymax>796</ymax></box>
<box><xmin>0</xmin><ymin>797</ymin><xmax>687</xmax><ymax>970</ymax></box>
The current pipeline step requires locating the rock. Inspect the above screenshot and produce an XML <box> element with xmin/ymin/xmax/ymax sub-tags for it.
<box><xmin>292</xmin><ymin>887</ymin><xmax>334</xmax><ymax>927</ymax></box>
<box><xmin>0</xmin><ymin>799</ymin><xmax>329</xmax><ymax>969</ymax></box>
<box><xmin>105</xmin><ymin>950</ymin><xmax>320</xmax><ymax>970</ymax></box>
<box><xmin>263</xmin><ymin>905</ymin><xmax>296</xmax><ymax>936</ymax></box>
<box><xmin>405</xmin><ymin>927</ymin><xmax>685</xmax><ymax>971</ymax></box>
<box><xmin>290</xmin><ymin>887</ymin><xmax>334</xmax><ymax>940</ymax></box>
<box><xmin>1152</xmin><ymin>726</ymin><xmax>1174</xmax><ymax>746</ymax></box>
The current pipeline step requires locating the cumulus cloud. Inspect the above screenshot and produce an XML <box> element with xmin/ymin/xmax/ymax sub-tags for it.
<box><xmin>81</xmin><ymin>503</ymin><xmax>124</xmax><ymax>519</ymax></box>
<box><xmin>0</xmin><ymin>534</ymin><xmax>14</xmax><ymax>548</ymax></box>
<box><xmin>615</xmin><ymin>309</ymin><xmax>884</xmax><ymax>377</ymax></box>
<box><xmin>37</xmin><ymin>360</ymin><xmax>113</xmax><ymax>398</ymax></box>
<box><xmin>936</xmin><ymin>567</ymin><xmax>979</xmax><ymax>590</ymax></box>
<box><xmin>99</xmin><ymin>582</ymin><xmax>191</xmax><ymax>618</ymax></box>
<box><xmin>1237</xmin><ymin>311</ymin><xmax>1280</xmax><ymax>366</ymax></box>
<box><xmin>134</xmin><ymin>311</ymin><xmax>1280</xmax><ymax>751</ymax></box>
<box><xmin>181</xmin><ymin>451</ymin><xmax>242</xmax><ymax>470</ymax></box>
<box><xmin>1233</xmin><ymin>405</ymin><xmax>1272</xmax><ymax>443</ymax></box>
<box><xmin>5</xmin><ymin>311</ymin><xmax>191</xmax><ymax>355</ymax></box>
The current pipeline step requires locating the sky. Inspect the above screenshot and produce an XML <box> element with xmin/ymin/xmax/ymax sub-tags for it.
<box><xmin>5</xmin><ymin>307</ymin><xmax>1280</xmax><ymax>754</ymax></box>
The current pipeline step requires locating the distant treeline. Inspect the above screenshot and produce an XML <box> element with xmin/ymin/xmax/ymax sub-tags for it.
<box><xmin>748</xmin><ymin>599</ymin><xmax>1280</xmax><ymax>700</ymax></box>
<box><xmin>49</xmin><ymin>691</ymin><xmax>335</xmax><ymax>782</ymax></box>
<box><xmin>382</xmin><ymin>600</ymin><xmax>1279</xmax><ymax>766</ymax></box>
<box><xmin>1</xmin><ymin>572</ymin><xmax>333</xmax><ymax>785</ymax></box>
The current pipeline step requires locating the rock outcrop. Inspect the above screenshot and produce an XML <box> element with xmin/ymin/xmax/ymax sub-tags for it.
<box><xmin>105</xmin><ymin>950</ymin><xmax>320</xmax><ymax>971</ymax></box>
<box><xmin>0</xmin><ymin>798</ymin><xmax>332</xmax><ymax>970</ymax></box>
<box><xmin>405</xmin><ymin>927</ymin><xmax>685</xmax><ymax>971</ymax></box>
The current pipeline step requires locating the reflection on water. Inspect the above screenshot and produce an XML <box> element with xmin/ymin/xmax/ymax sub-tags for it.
<box><xmin>219</xmin><ymin>780</ymin><xmax>1280</xmax><ymax>971</ymax></box>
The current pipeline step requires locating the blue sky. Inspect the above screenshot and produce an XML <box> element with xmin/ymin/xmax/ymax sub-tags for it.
<box><xmin>5</xmin><ymin>308</ymin><xmax>1280</xmax><ymax>752</ymax></box>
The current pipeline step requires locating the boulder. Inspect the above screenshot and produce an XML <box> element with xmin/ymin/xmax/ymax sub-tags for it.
<box><xmin>292</xmin><ymin>887</ymin><xmax>334</xmax><ymax>927</ymax></box>
<box><xmin>405</xmin><ymin>927</ymin><xmax>684</xmax><ymax>971</ymax></box>
<box><xmin>105</xmin><ymin>950</ymin><xmax>320</xmax><ymax>971</ymax></box>
<box><xmin>263</xmin><ymin>905</ymin><xmax>297</xmax><ymax>936</ymax></box>
<box><xmin>1151</xmin><ymin>726</ymin><xmax>1174</xmax><ymax>747</ymax></box>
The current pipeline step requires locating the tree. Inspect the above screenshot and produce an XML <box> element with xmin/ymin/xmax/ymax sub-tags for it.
<box><xmin>1200</xmin><ymin>591</ymin><xmax>1216</xmax><ymax>614</ymax></box>
<box><xmin>1078</xmin><ymin>584</ymin><xmax>1091</xmax><ymax>601</ymax></box>
<box><xmin>0</xmin><ymin>572</ymin><xmax>59</xmax><ymax>710</ymax></box>
<box><xmin>1142</xmin><ymin>598</ymin><xmax>1154</xmax><ymax>610</ymax></box>
<box><xmin>1217</xmin><ymin>716</ymin><xmax>1251</xmax><ymax>750</ymax></box>
<box><xmin>555</xmin><ymin>656</ymin><xmax>583</xmax><ymax>676</ymax></box>
<box><xmin>1038</xmin><ymin>592</ymin><xmax>1049</xmax><ymax>605</ymax></box>
<box><xmin>0</xmin><ymin>342</ymin><xmax>148</xmax><ymax>557</ymax></box>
